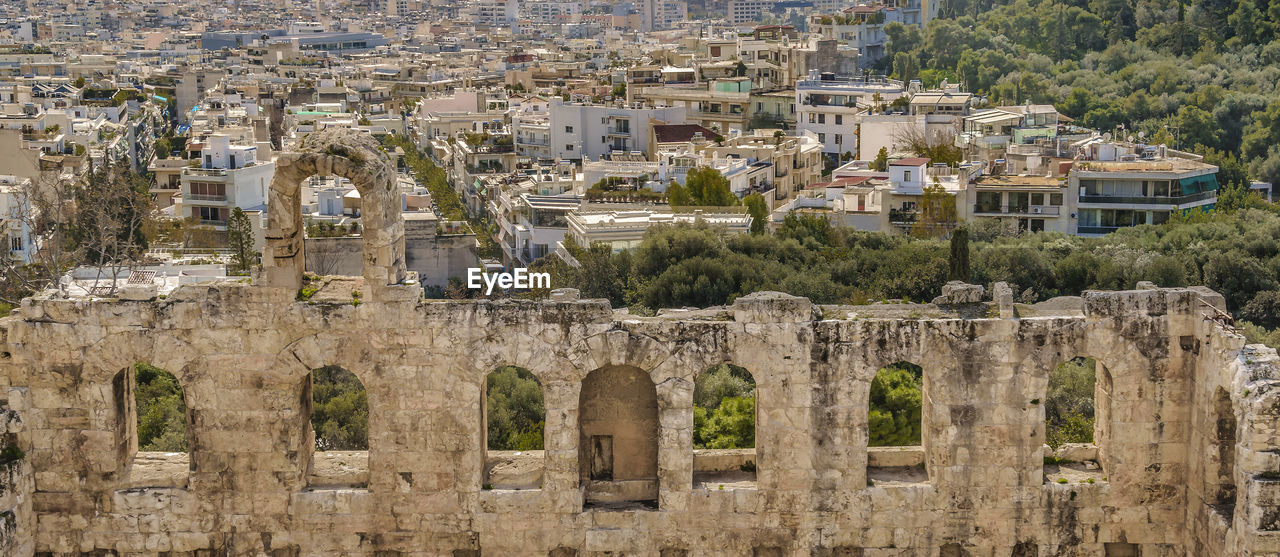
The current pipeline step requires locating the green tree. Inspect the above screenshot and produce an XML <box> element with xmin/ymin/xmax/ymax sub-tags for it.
<box><xmin>870</xmin><ymin>146</ymin><xmax>890</xmax><ymax>171</ymax></box>
<box><xmin>486</xmin><ymin>366</ymin><xmax>545</xmax><ymax>450</ymax></box>
<box><xmin>912</xmin><ymin>181</ymin><xmax>958</xmax><ymax>238</ymax></box>
<box><xmin>868</xmin><ymin>363</ymin><xmax>922</xmax><ymax>447</ymax></box>
<box><xmin>226</xmin><ymin>207</ymin><xmax>257</xmax><ymax>275</ymax></box>
<box><xmin>666</xmin><ymin>181</ymin><xmax>693</xmax><ymax>206</ymax></box>
<box><xmin>135</xmin><ymin>364</ymin><xmax>187</xmax><ymax>452</ymax></box>
<box><xmin>744</xmin><ymin>192</ymin><xmax>769</xmax><ymax>234</ymax></box>
<box><xmin>948</xmin><ymin>224</ymin><xmax>970</xmax><ymax>282</ymax></box>
<box><xmin>311</xmin><ymin>366</ymin><xmax>368</xmax><ymax>450</ymax></box>
<box><xmin>684</xmin><ymin>166</ymin><xmax>739</xmax><ymax>206</ymax></box>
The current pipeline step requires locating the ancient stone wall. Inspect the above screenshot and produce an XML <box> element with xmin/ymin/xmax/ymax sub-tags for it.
<box><xmin>0</xmin><ymin>284</ymin><xmax>1277</xmax><ymax>556</ymax></box>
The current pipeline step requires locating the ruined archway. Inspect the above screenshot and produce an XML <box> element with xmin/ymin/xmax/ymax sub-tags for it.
<box><xmin>262</xmin><ymin>127</ymin><xmax>407</xmax><ymax>300</ymax></box>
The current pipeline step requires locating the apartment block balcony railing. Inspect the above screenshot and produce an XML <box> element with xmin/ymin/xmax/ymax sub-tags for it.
<box><xmin>1078</xmin><ymin>190</ymin><xmax>1217</xmax><ymax>206</ymax></box>
<box><xmin>186</xmin><ymin>194</ymin><xmax>228</xmax><ymax>202</ymax></box>
<box><xmin>972</xmin><ymin>204</ymin><xmax>1061</xmax><ymax>216</ymax></box>
<box><xmin>888</xmin><ymin>208</ymin><xmax>918</xmax><ymax>224</ymax></box>
<box><xmin>183</xmin><ymin>167</ymin><xmax>228</xmax><ymax>177</ymax></box>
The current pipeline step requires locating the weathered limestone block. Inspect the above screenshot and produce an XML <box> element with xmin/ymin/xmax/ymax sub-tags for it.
<box><xmin>932</xmin><ymin>281</ymin><xmax>985</xmax><ymax>305</ymax></box>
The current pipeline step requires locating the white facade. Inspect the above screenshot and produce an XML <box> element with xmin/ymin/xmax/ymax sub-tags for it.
<box><xmin>549</xmin><ymin>100</ymin><xmax>686</xmax><ymax>161</ymax></box>
<box><xmin>795</xmin><ymin>74</ymin><xmax>905</xmax><ymax>157</ymax></box>
<box><xmin>0</xmin><ymin>176</ymin><xmax>35</xmax><ymax>265</ymax></box>
<box><xmin>180</xmin><ymin>135</ymin><xmax>274</xmax><ymax>228</ymax></box>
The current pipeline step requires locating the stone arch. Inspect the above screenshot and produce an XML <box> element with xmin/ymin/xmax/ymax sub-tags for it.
<box><xmin>569</xmin><ymin>329</ymin><xmax>676</xmax><ymax>383</ymax></box>
<box><xmin>261</xmin><ymin>127</ymin><xmax>406</xmax><ymax>299</ymax></box>
<box><xmin>84</xmin><ymin>332</ymin><xmax>199</xmax><ymax>478</ymax></box>
<box><xmin>579</xmin><ymin>364</ymin><xmax>660</xmax><ymax>507</ymax></box>
<box><xmin>279</xmin><ymin>332</ymin><xmax>382</xmax><ymax>489</ymax></box>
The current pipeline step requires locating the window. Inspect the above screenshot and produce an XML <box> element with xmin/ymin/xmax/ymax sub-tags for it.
<box><xmin>564</xmin><ymin>125</ymin><xmax>573</xmax><ymax>133</ymax></box>
<box><xmin>308</xmin><ymin>365</ymin><xmax>369</xmax><ymax>488</ymax></box>
<box><xmin>867</xmin><ymin>362</ymin><xmax>927</xmax><ymax>485</ymax></box>
<box><xmin>192</xmin><ymin>206</ymin><xmax>228</xmax><ymax>223</ymax></box>
<box><xmin>1050</xmin><ymin>193</ymin><xmax>1063</xmax><ymax>206</ymax></box>
<box><xmin>115</xmin><ymin>363</ymin><xmax>190</xmax><ymax>489</ymax></box>
<box><xmin>565</xmin><ymin>144</ymin><xmax>574</xmax><ymax>151</ymax></box>
<box><xmin>1031</xmin><ymin>193</ymin><xmax>1044</xmax><ymax>205</ymax></box>
<box><xmin>692</xmin><ymin>364</ymin><xmax>757</xmax><ymax>490</ymax></box>
<box><xmin>903</xmin><ymin>170</ymin><xmax>912</xmax><ymax>182</ymax></box>
<box><xmin>818</xmin><ymin>133</ymin><xmax>825</xmax><ymax>143</ymax></box>
<box><xmin>483</xmin><ymin>366</ymin><xmax>545</xmax><ymax>490</ymax></box>
<box><xmin>9</xmin><ymin>236</ymin><xmax>21</xmax><ymax>251</ymax></box>
<box><xmin>818</xmin><ymin>113</ymin><xmax>826</xmax><ymax>124</ymax></box>
<box><xmin>1043</xmin><ymin>357</ymin><xmax>1106</xmax><ymax>485</ymax></box>
<box><xmin>808</xmin><ymin>113</ymin><xmax>815</xmax><ymax>123</ymax></box>
<box><xmin>835</xmin><ymin>134</ymin><xmax>842</xmax><ymax>145</ymax></box>
<box><xmin>835</xmin><ymin>114</ymin><xmax>842</xmax><ymax>125</ymax></box>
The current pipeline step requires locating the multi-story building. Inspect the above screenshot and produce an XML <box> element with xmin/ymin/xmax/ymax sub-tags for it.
<box><xmin>1069</xmin><ymin>142</ymin><xmax>1219</xmax><ymax>237</ymax></box>
<box><xmin>566</xmin><ymin>206</ymin><xmax>752</xmax><ymax>251</ymax></box>
<box><xmin>809</xmin><ymin>5</ymin><xmax>899</xmax><ymax>64</ymax></box>
<box><xmin>703</xmin><ymin>129</ymin><xmax>824</xmax><ymax>203</ymax></box>
<box><xmin>0</xmin><ymin>175</ymin><xmax>35</xmax><ymax>265</ymax></box>
<box><xmin>548</xmin><ymin>99</ymin><xmax>686</xmax><ymax>161</ymax></box>
<box><xmin>727</xmin><ymin>0</ymin><xmax>775</xmax><ymax>24</ymax></box>
<box><xmin>522</xmin><ymin>0</ymin><xmax>583</xmax><ymax>23</ymax></box>
<box><xmin>179</xmin><ymin>134</ymin><xmax>274</xmax><ymax>228</ymax></box>
<box><xmin>795</xmin><ymin>72</ymin><xmax>905</xmax><ymax>158</ymax></box>
<box><xmin>472</xmin><ymin>0</ymin><xmax>518</xmax><ymax>27</ymax></box>
<box><xmin>968</xmin><ymin>174</ymin><xmax>1074</xmax><ymax>233</ymax></box>
<box><xmin>640</xmin><ymin>78</ymin><xmax>751</xmax><ymax>135</ymax></box>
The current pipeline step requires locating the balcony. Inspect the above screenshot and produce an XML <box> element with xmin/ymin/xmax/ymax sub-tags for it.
<box><xmin>972</xmin><ymin>204</ymin><xmax>1061</xmax><ymax>216</ymax></box>
<box><xmin>606</xmin><ymin>127</ymin><xmax>632</xmax><ymax>137</ymax></box>
<box><xmin>1078</xmin><ymin>190</ymin><xmax>1217</xmax><ymax>206</ymax></box>
<box><xmin>186</xmin><ymin>194</ymin><xmax>228</xmax><ymax>202</ymax></box>
<box><xmin>183</xmin><ymin>167</ymin><xmax>228</xmax><ymax>178</ymax></box>
<box><xmin>888</xmin><ymin>208</ymin><xmax>917</xmax><ymax>224</ymax></box>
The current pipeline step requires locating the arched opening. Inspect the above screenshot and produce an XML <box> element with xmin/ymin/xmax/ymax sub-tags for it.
<box><xmin>1210</xmin><ymin>386</ymin><xmax>1237</xmax><ymax>517</ymax></box>
<box><xmin>1043</xmin><ymin>357</ymin><xmax>1106</xmax><ymax>484</ymax></box>
<box><xmin>866</xmin><ymin>361</ymin><xmax>927</xmax><ymax>486</ymax></box>
<box><xmin>482</xmin><ymin>366</ymin><xmax>545</xmax><ymax>490</ymax></box>
<box><xmin>307</xmin><ymin>365</ymin><xmax>369</xmax><ymax>488</ymax></box>
<box><xmin>692</xmin><ymin>364</ymin><xmax>757</xmax><ymax>490</ymax></box>
<box><xmin>578</xmin><ymin>365</ymin><xmax>658</xmax><ymax>509</ymax></box>
<box><xmin>117</xmin><ymin>363</ymin><xmax>190</xmax><ymax>488</ymax></box>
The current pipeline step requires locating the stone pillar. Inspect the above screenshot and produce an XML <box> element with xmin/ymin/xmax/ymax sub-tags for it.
<box><xmin>656</xmin><ymin>376</ymin><xmax>692</xmax><ymax>511</ymax></box>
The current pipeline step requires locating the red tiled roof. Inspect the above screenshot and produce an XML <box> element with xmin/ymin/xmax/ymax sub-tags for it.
<box><xmin>890</xmin><ymin>157</ymin><xmax>930</xmax><ymax>167</ymax></box>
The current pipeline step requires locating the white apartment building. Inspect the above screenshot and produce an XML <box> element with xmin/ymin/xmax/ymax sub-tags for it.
<box><xmin>522</xmin><ymin>0</ymin><xmax>583</xmax><ymax>23</ymax></box>
<box><xmin>180</xmin><ymin>134</ymin><xmax>274</xmax><ymax>228</ymax></box>
<box><xmin>795</xmin><ymin>73</ymin><xmax>905</xmax><ymax>158</ymax></box>
<box><xmin>567</xmin><ymin>207</ymin><xmax>752</xmax><ymax>252</ymax></box>
<box><xmin>549</xmin><ymin>99</ymin><xmax>686</xmax><ymax>161</ymax></box>
<box><xmin>0</xmin><ymin>175</ymin><xmax>35</xmax><ymax>264</ymax></box>
<box><xmin>728</xmin><ymin>0</ymin><xmax>776</xmax><ymax>24</ymax></box>
<box><xmin>472</xmin><ymin>0</ymin><xmax>518</xmax><ymax>26</ymax></box>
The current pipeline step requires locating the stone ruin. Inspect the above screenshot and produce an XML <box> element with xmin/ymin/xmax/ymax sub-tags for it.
<box><xmin>0</xmin><ymin>128</ymin><xmax>1276</xmax><ymax>556</ymax></box>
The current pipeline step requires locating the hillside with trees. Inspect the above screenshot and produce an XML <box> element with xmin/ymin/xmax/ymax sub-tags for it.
<box><xmin>880</xmin><ymin>0</ymin><xmax>1280</xmax><ymax>186</ymax></box>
